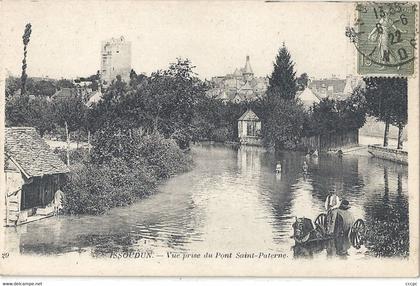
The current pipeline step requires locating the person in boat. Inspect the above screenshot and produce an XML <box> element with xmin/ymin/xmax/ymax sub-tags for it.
<box><xmin>276</xmin><ymin>162</ymin><xmax>282</xmax><ymax>174</ymax></box>
<box><xmin>325</xmin><ymin>190</ymin><xmax>341</xmax><ymax>235</ymax></box>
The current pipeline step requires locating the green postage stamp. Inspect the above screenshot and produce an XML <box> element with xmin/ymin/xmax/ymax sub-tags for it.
<box><xmin>352</xmin><ymin>2</ymin><xmax>417</xmax><ymax>75</ymax></box>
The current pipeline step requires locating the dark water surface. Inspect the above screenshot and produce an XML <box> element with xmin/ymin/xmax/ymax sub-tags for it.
<box><xmin>4</xmin><ymin>143</ymin><xmax>409</xmax><ymax>259</ymax></box>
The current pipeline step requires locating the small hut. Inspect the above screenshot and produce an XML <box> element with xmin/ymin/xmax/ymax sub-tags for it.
<box><xmin>237</xmin><ymin>109</ymin><xmax>263</xmax><ymax>146</ymax></box>
<box><xmin>4</xmin><ymin>127</ymin><xmax>70</xmax><ymax>226</ymax></box>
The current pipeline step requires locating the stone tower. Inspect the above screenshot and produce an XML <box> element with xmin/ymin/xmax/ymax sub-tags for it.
<box><xmin>100</xmin><ymin>36</ymin><xmax>132</xmax><ymax>84</ymax></box>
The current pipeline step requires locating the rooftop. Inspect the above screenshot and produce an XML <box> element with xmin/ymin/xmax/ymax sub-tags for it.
<box><xmin>5</xmin><ymin>127</ymin><xmax>70</xmax><ymax>178</ymax></box>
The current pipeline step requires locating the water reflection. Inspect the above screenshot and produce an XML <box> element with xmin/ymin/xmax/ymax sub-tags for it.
<box><xmin>3</xmin><ymin>143</ymin><xmax>409</xmax><ymax>259</ymax></box>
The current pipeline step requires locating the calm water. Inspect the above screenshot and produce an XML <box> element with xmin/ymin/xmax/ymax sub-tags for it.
<box><xmin>4</xmin><ymin>143</ymin><xmax>409</xmax><ymax>259</ymax></box>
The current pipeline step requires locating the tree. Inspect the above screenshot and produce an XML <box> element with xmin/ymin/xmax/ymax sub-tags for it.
<box><xmin>5</xmin><ymin>76</ymin><xmax>21</xmax><ymax>99</ymax></box>
<box><xmin>27</xmin><ymin>97</ymin><xmax>55</xmax><ymax>136</ymax></box>
<box><xmin>297</xmin><ymin>73</ymin><xmax>309</xmax><ymax>91</ymax></box>
<box><xmin>56</xmin><ymin>79</ymin><xmax>75</xmax><ymax>89</ymax></box>
<box><xmin>263</xmin><ymin>98</ymin><xmax>307</xmax><ymax>150</ymax></box>
<box><xmin>21</xmin><ymin>23</ymin><xmax>32</xmax><ymax>95</ymax></box>
<box><xmin>388</xmin><ymin>80</ymin><xmax>407</xmax><ymax>149</ymax></box>
<box><xmin>5</xmin><ymin>94</ymin><xmax>30</xmax><ymax>127</ymax></box>
<box><xmin>267</xmin><ymin>43</ymin><xmax>297</xmax><ymax>100</ymax></box>
<box><xmin>147</xmin><ymin>58</ymin><xmax>207</xmax><ymax>148</ymax></box>
<box><xmin>31</xmin><ymin>80</ymin><xmax>57</xmax><ymax>97</ymax></box>
<box><xmin>263</xmin><ymin>43</ymin><xmax>303</xmax><ymax>150</ymax></box>
<box><xmin>53</xmin><ymin>91</ymin><xmax>87</xmax><ymax>165</ymax></box>
<box><xmin>5</xmin><ymin>93</ymin><xmax>55</xmax><ymax>136</ymax></box>
<box><xmin>363</xmin><ymin>77</ymin><xmax>407</xmax><ymax>148</ymax></box>
<box><xmin>304</xmin><ymin>87</ymin><xmax>366</xmax><ymax>140</ymax></box>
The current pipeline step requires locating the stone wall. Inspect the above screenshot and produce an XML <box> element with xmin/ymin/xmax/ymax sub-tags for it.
<box><xmin>368</xmin><ymin>145</ymin><xmax>408</xmax><ymax>165</ymax></box>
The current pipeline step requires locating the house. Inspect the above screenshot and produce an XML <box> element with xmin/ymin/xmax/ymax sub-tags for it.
<box><xmin>238</xmin><ymin>109</ymin><xmax>263</xmax><ymax>146</ymax></box>
<box><xmin>297</xmin><ymin>87</ymin><xmax>321</xmax><ymax>109</ymax></box>
<box><xmin>4</xmin><ymin>127</ymin><xmax>70</xmax><ymax>226</ymax></box>
<box><xmin>86</xmin><ymin>89</ymin><xmax>103</xmax><ymax>107</ymax></box>
<box><xmin>308</xmin><ymin>75</ymin><xmax>363</xmax><ymax>101</ymax></box>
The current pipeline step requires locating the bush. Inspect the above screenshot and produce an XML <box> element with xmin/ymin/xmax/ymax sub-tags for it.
<box><xmin>53</xmin><ymin>147</ymin><xmax>90</xmax><ymax>165</ymax></box>
<box><xmin>364</xmin><ymin>206</ymin><xmax>409</xmax><ymax>258</ymax></box>
<box><xmin>209</xmin><ymin>127</ymin><xmax>230</xmax><ymax>142</ymax></box>
<box><xmin>62</xmin><ymin>130</ymin><xmax>192</xmax><ymax>215</ymax></box>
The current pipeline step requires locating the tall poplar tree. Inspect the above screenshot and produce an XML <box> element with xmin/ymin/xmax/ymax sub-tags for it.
<box><xmin>21</xmin><ymin>23</ymin><xmax>32</xmax><ymax>95</ymax></box>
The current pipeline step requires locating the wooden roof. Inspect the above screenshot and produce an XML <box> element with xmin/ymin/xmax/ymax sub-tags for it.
<box><xmin>5</xmin><ymin>127</ymin><xmax>70</xmax><ymax>178</ymax></box>
<box><xmin>238</xmin><ymin>109</ymin><xmax>260</xmax><ymax>121</ymax></box>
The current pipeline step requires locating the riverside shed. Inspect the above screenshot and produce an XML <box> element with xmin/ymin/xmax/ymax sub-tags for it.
<box><xmin>4</xmin><ymin>127</ymin><xmax>69</xmax><ymax>226</ymax></box>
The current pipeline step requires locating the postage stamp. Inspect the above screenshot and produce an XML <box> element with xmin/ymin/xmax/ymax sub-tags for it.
<box><xmin>352</xmin><ymin>2</ymin><xmax>417</xmax><ymax>76</ymax></box>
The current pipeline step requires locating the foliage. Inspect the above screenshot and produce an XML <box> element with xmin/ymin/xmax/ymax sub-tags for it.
<box><xmin>362</xmin><ymin>77</ymin><xmax>407</xmax><ymax>147</ymax></box>
<box><xmin>56</xmin><ymin>79</ymin><xmax>75</xmax><ymax>89</ymax></box>
<box><xmin>5</xmin><ymin>94</ymin><xmax>30</xmax><ymax>127</ymax></box>
<box><xmin>52</xmin><ymin>90</ymin><xmax>88</xmax><ymax>133</ymax></box>
<box><xmin>21</xmin><ymin>23</ymin><xmax>32</xmax><ymax>95</ymax></box>
<box><xmin>363</xmin><ymin>77</ymin><xmax>407</xmax><ymax>127</ymax></box>
<box><xmin>30</xmin><ymin>80</ymin><xmax>57</xmax><ymax>97</ymax></box>
<box><xmin>365</xmin><ymin>216</ymin><xmax>409</xmax><ymax>258</ymax></box>
<box><xmin>5</xmin><ymin>76</ymin><xmax>22</xmax><ymax>99</ymax></box>
<box><xmin>209</xmin><ymin>127</ymin><xmax>230</xmax><ymax>142</ymax></box>
<box><xmin>53</xmin><ymin>147</ymin><xmax>90</xmax><ymax>166</ymax></box>
<box><xmin>5</xmin><ymin>94</ymin><xmax>55</xmax><ymax>136</ymax></box>
<box><xmin>92</xmin><ymin>58</ymin><xmax>208</xmax><ymax>149</ymax></box>
<box><xmin>262</xmin><ymin>43</ymin><xmax>304</xmax><ymax>150</ymax></box>
<box><xmin>262</xmin><ymin>98</ymin><xmax>307</xmax><ymax>150</ymax></box>
<box><xmin>62</xmin><ymin>130</ymin><xmax>191</xmax><ymax>215</ymax></box>
<box><xmin>303</xmin><ymin>88</ymin><xmax>367</xmax><ymax>137</ymax></box>
<box><xmin>297</xmin><ymin>73</ymin><xmax>309</xmax><ymax>91</ymax></box>
<box><xmin>26</xmin><ymin>96</ymin><xmax>56</xmax><ymax>136</ymax></box>
<box><xmin>267</xmin><ymin>43</ymin><xmax>297</xmax><ymax>100</ymax></box>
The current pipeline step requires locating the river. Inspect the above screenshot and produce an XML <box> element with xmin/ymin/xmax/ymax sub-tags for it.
<box><xmin>4</xmin><ymin>143</ymin><xmax>409</xmax><ymax>259</ymax></box>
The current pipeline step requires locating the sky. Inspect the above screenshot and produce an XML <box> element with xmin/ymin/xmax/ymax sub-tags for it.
<box><xmin>1</xmin><ymin>1</ymin><xmax>356</xmax><ymax>80</ymax></box>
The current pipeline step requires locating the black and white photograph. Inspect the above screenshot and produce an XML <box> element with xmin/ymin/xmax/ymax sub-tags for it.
<box><xmin>0</xmin><ymin>0</ymin><xmax>418</xmax><ymax>277</ymax></box>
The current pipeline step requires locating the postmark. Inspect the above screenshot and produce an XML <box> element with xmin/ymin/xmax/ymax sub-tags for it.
<box><xmin>349</xmin><ymin>2</ymin><xmax>417</xmax><ymax>76</ymax></box>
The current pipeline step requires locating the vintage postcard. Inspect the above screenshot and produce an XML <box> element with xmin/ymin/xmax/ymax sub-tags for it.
<box><xmin>0</xmin><ymin>1</ymin><xmax>418</xmax><ymax>277</ymax></box>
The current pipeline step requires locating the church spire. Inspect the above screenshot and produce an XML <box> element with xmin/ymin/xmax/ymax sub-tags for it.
<box><xmin>243</xmin><ymin>55</ymin><xmax>253</xmax><ymax>76</ymax></box>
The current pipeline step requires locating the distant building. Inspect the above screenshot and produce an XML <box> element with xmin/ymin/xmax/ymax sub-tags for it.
<box><xmin>238</xmin><ymin>109</ymin><xmax>263</xmax><ymax>146</ymax></box>
<box><xmin>308</xmin><ymin>75</ymin><xmax>363</xmax><ymax>101</ymax></box>
<box><xmin>100</xmin><ymin>36</ymin><xmax>131</xmax><ymax>84</ymax></box>
<box><xmin>4</xmin><ymin>127</ymin><xmax>69</xmax><ymax>226</ymax></box>
<box><xmin>51</xmin><ymin>87</ymin><xmax>79</xmax><ymax>100</ymax></box>
<box><xmin>86</xmin><ymin>89</ymin><xmax>103</xmax><ymax>107</ymax></box>
<box><xmin>207</xmin><ymin>56</ymin><xmax>268</xmax><ymax>103</ymax></box>
<box><xmin>296</xmin><ymin>87</ymin><xmax>321</xmax><ymax>109</ymax></box>
<box><xmin>50</xmin><ymin>87</ymin><xmax>102</xmax><ymax>107</ymax></box>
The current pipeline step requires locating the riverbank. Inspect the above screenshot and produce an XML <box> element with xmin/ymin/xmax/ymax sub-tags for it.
<box><xmin>61</xmin><ymin>133</ymin><xmax>192</xmax><ymax>215</ymax></box>
<box><xmin>368</xmin><ymin>145</ymin><xmax>408</xmax><ymax>165</ymax></box>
